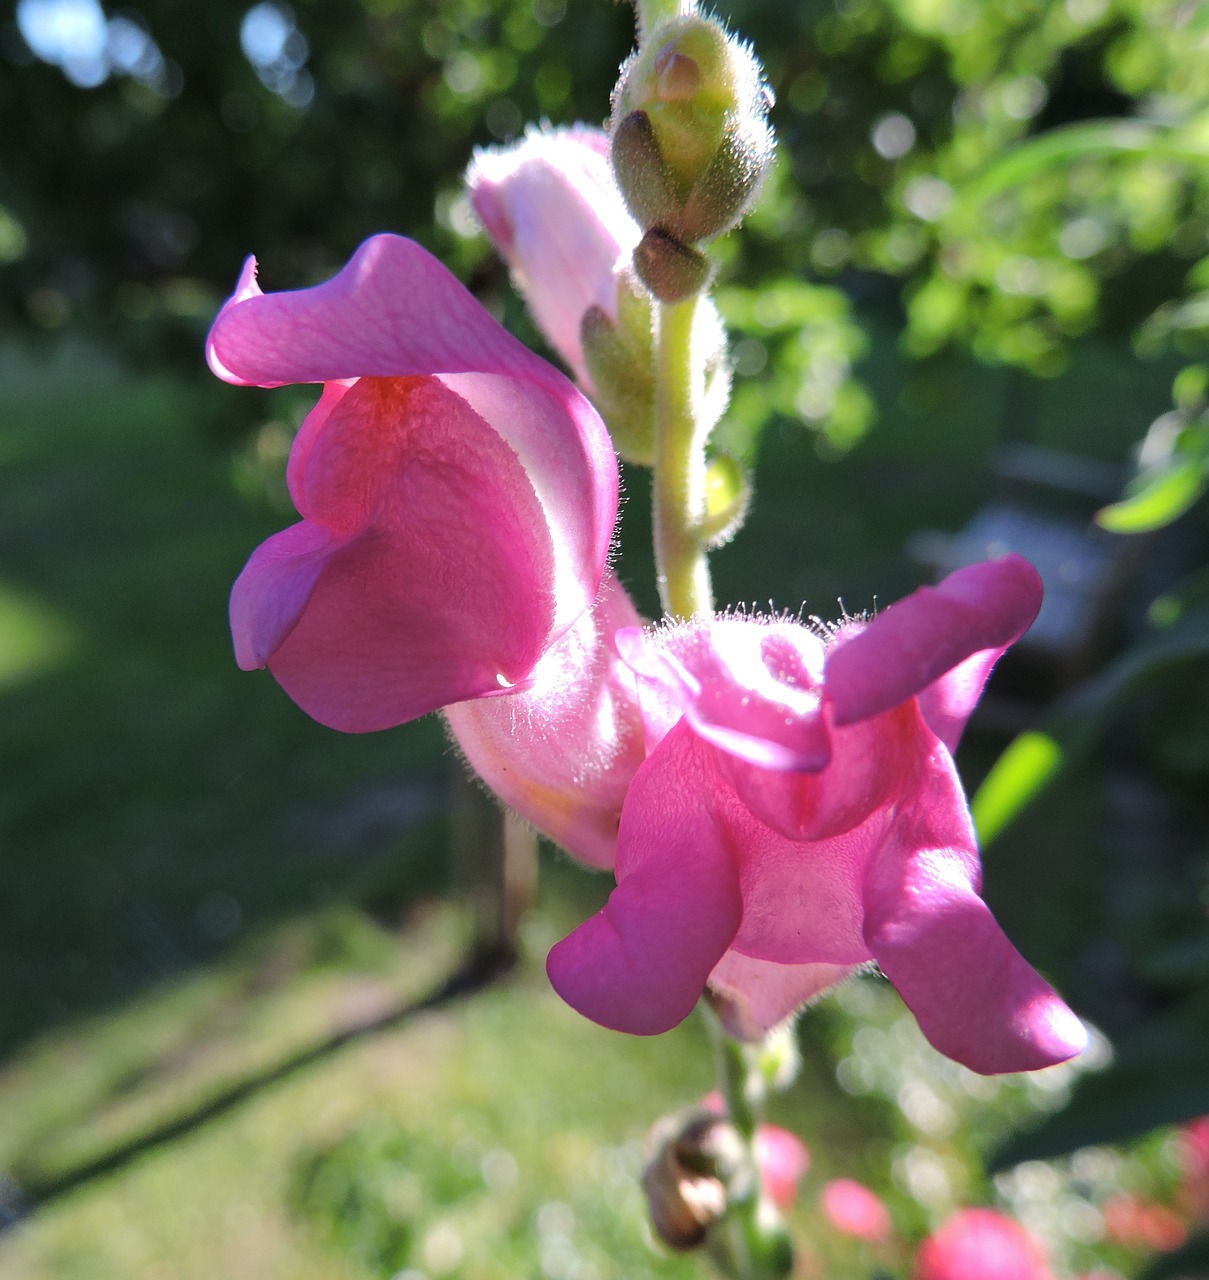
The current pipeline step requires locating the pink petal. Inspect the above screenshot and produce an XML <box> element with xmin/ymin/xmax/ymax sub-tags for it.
<box><xmin>444</xmin><ymin>575</ymin><xmax>647</xmax><ymax>870</ymax></box>
<box><xmin>208</xmin><ymin>233</ymin><xmax>554</xmax><ymax>389</ymax></box>
<box><xmin>821</xmin><ymin>1179</ymin><xmax>892</xmax><ymax>1242</ymax></box>
<box><xmin>241</xmin><ymin>377</ymin><xmax>556</xmax><ymax>732</ymax></box>
<box><xmin>208</xmin><ymin>234</ymin><xmax>618</xmax><ymax>618</ymax></box>
<box><xmin>707</xmin><ymin>950</ymin><xmax>854</xmax><ymax>1041</ymax></box>
<box><xmin>466</xmin><ymin>125</ymin><xmax>640</xmax><ymax>386</ymax></box>
<box><xmin>721</xmin><ymin>700</ymin><xmax>921</xmax><ymax>842</ymax></box>
<box><xmin>617</xmin><ymin>618</ymin><xmax>831</xmax><ymax>771</ymax></box>
<box><xmin>825</xmin><ymin>556</ymin><xmax>1043</xmax><ymax>728</ymax></box>
<box><xmin>863</xmin><ymin>753</ymin><xmax>1087</xmax><ymax>1075</ymax></box>
<box><xmin>230</xmin><ymin>520</ymin><xmax>347</xmax><ymax>671</ymax></box>
<box><xmin>727</xmin><ymin>798</ymin><xmax>884</xmax><ymax>968</ymax></box>
<box><xmin>546</xmin><ymin>722</ymin><xmax>742</xmax><ymax>1033</ymax></box>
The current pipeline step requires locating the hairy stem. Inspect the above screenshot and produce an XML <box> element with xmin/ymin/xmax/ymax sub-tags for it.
<box><xmin>653</xmin><ymin>295</ymin><xmax>713</xmax><ymax>619</ymax></box>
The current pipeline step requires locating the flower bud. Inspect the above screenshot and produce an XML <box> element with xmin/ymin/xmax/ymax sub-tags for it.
<box><xmin>580</xmin><ymin>269</ymin><xmax>657</xmax><ymax>465</ymax></box>
<box><xmin>466</xmin><ymin>125</ymin><xmax>640</xmax><ymax>388</ymax></box>
<box><xmin>643</xmin><ymin>1109</ymin><xmax>749</xmax><ymax>1251</ymax></box>
<box><xmin>701</xmin><ymin>452</ymin><xmax>750</xmax><ymax>548</ymax></box>
<box><xmin>634</xmin><ymin>228</ymin><xmax>712</xmax><ymax>302</ymax></box>
<box><xmin>610</xmin><ymin>14</ymin><xmax>773</xmax><ymax>244</ymax></box>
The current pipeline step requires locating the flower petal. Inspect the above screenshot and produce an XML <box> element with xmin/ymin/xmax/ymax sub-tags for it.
<box><xmin>248</xmin><ymin>376</ymin><xmax>556</xmax><ymax>732</ymax></box>
<box><xmin>466</xmin><ymin>125</ymin><xmax>639</xmax><ymax>385</ymax></box>
<box><xmin>230</xmin><ymin>520</ymin><xmax>347</xmax><ymax>671</ymax></box>
<box><xmin>617</xmin><ymin>618</ymin><xmax>830</xmax><ymax>770</ymax></box>
<box><xmin>445</xmin><ymin>575</ymin><xmax>646</xmax><ymax>870</ymax></box>
<box><xmin>209</xmin><ymin>235</ymin><xmax>618</xmax><ymax>638</ymax></box>
<box><xmin>208</xmin><ymin>233</ymin><xmax>552</xmax><ymax>389</ymax></box>
<box><xmin>863</xmin><ymin>751</ymin><xmax>1087</xmax><ymax>1074</ymax></box>
<box><xmin>825</xmin><ymin>555</ymin><xmax>1043</xmax><ymax>727</ymax></box>
<box><xmin>707</xmin><ymin>950</ymin><xmax>854</xmax><ymax>1041</ymax></box>
<box><xmin>546</xmin><ymin>722</ymin><xmax>742</xmax><ymax>1033</ymax></box>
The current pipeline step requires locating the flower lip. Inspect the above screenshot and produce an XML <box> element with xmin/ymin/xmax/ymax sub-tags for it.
<box><xmin>825</xmin><ymin>554</ymin><xmax>1044</xmax><ymax>728</ymax></box>
<box><xmin>616</xmin><ymin>619</ymin><xmax>831</xmax><ymax>771</ymax></box>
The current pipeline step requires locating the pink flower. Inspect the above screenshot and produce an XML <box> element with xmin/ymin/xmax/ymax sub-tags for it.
<box><xmin>547</xmin><ymin>556</ymin><xmax>1088</xmax><ymax>1075</ymax></box>
<box><xmin>466</xmin><ymin>126</ymin><xmax>640</xmax><ymax>388</ymax></box>
<box><xmin>1103</xmin><ymin>1194</ymin><xmax>1188</xmax><ymax>1252</ymax></box>
<box><xmin>821</xmin><ymin>1178</ymin><xmax>892</xmax><ymax>1242</ymax></box>
<box><xmin>700</xmin><ymin>1092</ymin><xmax>810</xmax><ymax>1210</ymax></box>
<box><xmin>208</xmin><ymin>234</ymin><xmax>618</xmax><ymax>734</ymax></box>
<box><xmin>914</xmin><ymin>1209</ymin><xmax>1053</xmax><ymax>1280</ymax></box>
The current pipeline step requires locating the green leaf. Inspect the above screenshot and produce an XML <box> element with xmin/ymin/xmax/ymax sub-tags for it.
<box><xmin>954</xmin><ymin>122</ymin><xmax>1209</xmax><ymax>216</ymax></box>
<box><xmin>1095</xmin><ymin>458</ymin><xmax>1208</xmax><ymax>532</ymax></box>
<box><xmin>991</xmin><ymin>995</ymin><xmax>1209</xmax><ymax>1168</ymax></box>
<box><xmin>971</xmin><ymin>732</ymin><xmax>1064</xmax><ymax>847</ymax></box>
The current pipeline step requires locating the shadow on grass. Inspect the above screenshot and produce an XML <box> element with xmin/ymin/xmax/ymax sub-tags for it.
<box><xmin>4</xmin><ymin>944</ymin><xmax>517</xmax><ymax>1225</ymax></box>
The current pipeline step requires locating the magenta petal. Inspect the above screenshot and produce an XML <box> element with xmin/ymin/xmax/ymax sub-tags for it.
<box><xmin>863</xmin><ymin>755</ymin><xmax>1087</xmax><ymax>1075</ymax></box>
<box><xmin>230</xmin><ymin>521</ymin><xmax>347</xmax><ymax>671</ymax></box>
<box><xmin>209</xmin><ymin>236</ymin><xmax>618</xmax><ymax>634</ymax></box>
<box><xmin>617</xmin><ymin>619</ymin><xmax>831</xmax><ymax>770</ymax></box>
<box><xmin>546</xmin><ymin>722</ymin><xmax>743</xmax><ymax>1033</ymax></box>
<box><xmin>916</xmin><ymin>648</ymin><xmax>1006</xmax><ymax>755</ymax></box>
<box><xmin>251</xmin><ymin>377</ymin><xmax>556</xmax><ymax>732</ymax></box>
<box><xmin>208</xmin><ymin>234</ymin><xmax>552</xmax><ymax>389</ymax></box>
<box><xmin>707</xmin><ymin>950</ymin><xmax>854</xmax><ymax>1041</ymax></box>
<box><xmin>825</xmin><ymin>555</ymin><xmax>1043</xmax><ymax>727</ymax></box>
<box><xmin>723</xmin><ymin>700</ymin><xmax>922</xmax><ymax>842</ymax></box>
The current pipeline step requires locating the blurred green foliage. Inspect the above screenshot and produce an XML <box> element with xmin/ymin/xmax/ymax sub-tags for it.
<box><xmin>5</xmin><ymin>0</ymin><xmax>1209</xmax><ymax>454</ymax></box>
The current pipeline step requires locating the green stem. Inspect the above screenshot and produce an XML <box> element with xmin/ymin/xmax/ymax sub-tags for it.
<box><xmin>653</xmin><ymin>295</ymin><xmax>713</xmax><ymax>619</ymax></box>
<box><xmin>701</xmin><ymin>1003</ymin><xmax>779</xmax><ymax>1280</ymax></box>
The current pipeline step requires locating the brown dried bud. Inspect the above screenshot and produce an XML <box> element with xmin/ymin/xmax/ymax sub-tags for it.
<box><xmin>642</xmin><ymin>1110</ymin><xmax>749</xmax><ymax>1251</ymax></box>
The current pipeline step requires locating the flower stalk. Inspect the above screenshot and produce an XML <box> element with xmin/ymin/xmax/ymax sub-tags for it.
<box><xmin>653</xmin><ymin>293</ymin><xmax>714</xmax><ymax>618</ymax></box>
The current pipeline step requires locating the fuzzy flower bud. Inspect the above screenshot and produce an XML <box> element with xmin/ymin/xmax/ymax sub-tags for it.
<box><xmin>610</xmin><ymin>14</ymin><xmax>774</xmax><ymax>245</ymax></box>
<box><xmin>466</xmin><ymin>126</ymin><xmax>641</xmax><ymax>389</ymax></box>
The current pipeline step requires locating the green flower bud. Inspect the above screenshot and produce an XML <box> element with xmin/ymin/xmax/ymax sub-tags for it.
<box><xmin>701</xmin><ymin>453</ymin><xmax>750</xmax><ymax>548</ymax></box>
<box><xmin>611</xmin><ymin>14</ymin><xmax>774</xmax><ymax>243</ymax></box>
<box><xmin>580</xmin><ymin>271</ymin><xmax>657</xmax><ymax>465</ymax></box>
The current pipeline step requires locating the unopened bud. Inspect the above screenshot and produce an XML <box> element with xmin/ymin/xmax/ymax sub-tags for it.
<box><xmin>634</xmin><ymin>228</ymin><xmax>712</xmax><ymax>302</ymax></box>
<box><xmin>702</xmin><ymin>453</ymin><xmax>750</xmax><ymax>548</ymax></box>
<box><xmin>465</xmin><ymin>125</ymin><xmax>640</xmax><ymax>388</ymax></box>
<box><xmin>611</xmin><ymin>14</ymin><xmax>774</xmax><ymax>243</ymax></box>
<box><xmin>580</xmin><ymin>270</ymin><xmax>656</xmax><ymax>465</ymax></box>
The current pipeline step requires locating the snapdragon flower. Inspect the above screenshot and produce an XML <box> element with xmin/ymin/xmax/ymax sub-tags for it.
<box><xmin>548</xmin><ymin>556</ymin><xmax>1088</xmax><ymax>1075</ymax></box>
<box><xmin>209</xmin><ymin>234</ymin><xmax>618</xmax><ymax>734</ymax></box>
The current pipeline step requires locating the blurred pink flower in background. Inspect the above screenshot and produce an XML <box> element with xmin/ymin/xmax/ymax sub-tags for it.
<box><xmin>913</xmin><ymin>1208</ymin><xmax>1054</xmax><ymax>1280</ymax></box>
<box><xmin>1103</xmin><ymin>1194</ymin><xmax>1187</xmax><ymax>1252</ymax></box>
<box><xmin>208</xmin><ymin>233</ymin><xmax>618</xmax><ymax>734</ymax></box>
<box><xmin>821</xmin><ymin>1177</ymin><xmax>892</xmax><ymax>1242</ymax></box>
<box><xmin>466</xmin><ymin>126</ymin><xmax>640</xmax><ymax>389</ymax></box>
<box><xmin>548</xmin><ymin>555</ymin><xmax>1088</xmax><ymax>1075</ymax></box>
